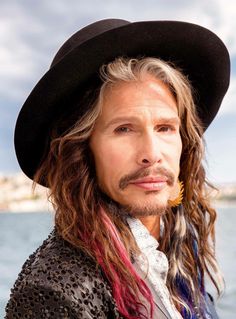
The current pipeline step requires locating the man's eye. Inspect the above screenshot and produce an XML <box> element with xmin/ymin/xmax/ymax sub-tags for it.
<box><xmin>158</xmin><ymin>125</ymin><xmax>175</xmax><ymax>132</ymax></box>
<box><xmin>115</xmin><ymin>126</ymin><xmax>131</xmax><ymax>133</ymax></box>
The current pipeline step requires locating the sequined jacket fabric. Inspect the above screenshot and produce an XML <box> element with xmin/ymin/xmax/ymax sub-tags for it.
<box><xmin>5</xmin><ymin>228</ymin><xmax>219</xmax><ymax>319</ymax></box>
<box><xmin>5</xmin><ymin>230</ymin><xmax>124</xmax><ymax>319</ymax></box>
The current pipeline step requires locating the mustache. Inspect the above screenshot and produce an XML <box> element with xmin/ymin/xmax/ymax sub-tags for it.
<box><xmin>119</xmin><ymin>167</ymin><xmax>175</xmax><ymax>190</ymax></box>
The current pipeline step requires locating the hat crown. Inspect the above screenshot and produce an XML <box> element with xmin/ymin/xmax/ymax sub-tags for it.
<box><xmin>15</xmin><ymin>19</ymin><xmax>230</xmax><ymax>185</ymax></box>
<box><xmin>51</xmin><ymin>19</ymin><xmax>130</xmax><ymax>68</ymax></box>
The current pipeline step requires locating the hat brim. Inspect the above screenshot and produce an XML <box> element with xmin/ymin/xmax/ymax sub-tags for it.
<box><xmin>14</xmin><ymin>20</ymin><xmax>230</xmax><ymax>182</ymax></box>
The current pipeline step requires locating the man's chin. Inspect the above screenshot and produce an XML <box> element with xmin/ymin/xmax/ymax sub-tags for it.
<box><xmin>99</xmin><ymin>193</ymin><xmax>168</xmax><ymax>218</ymax></box>
<box><xmin>121</xmin><ymin>201</ymin><xmax>168</xmax><ymax>217</ymax></box>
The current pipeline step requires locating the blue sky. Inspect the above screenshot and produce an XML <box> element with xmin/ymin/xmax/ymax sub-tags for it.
<box><xmin>0</xmin><ymin>0</ymin><xmax>235</xmax><ymax>184</ymax></box>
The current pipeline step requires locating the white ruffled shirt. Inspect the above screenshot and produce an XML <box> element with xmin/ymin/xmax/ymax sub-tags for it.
<box><xmin>127</xmin><ymin>217</ymin><xmax>183</xmax><ymax>319</ymax></box>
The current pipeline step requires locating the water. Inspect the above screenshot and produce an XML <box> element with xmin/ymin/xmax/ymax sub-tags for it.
<box><xmin>0</xmin><ymin>208</ymin><xmax>235</xmax><ymax>319</ymax></box>
<box><xmin>0</xmin><ymin>212</ymin><xmax>54</xmax><ymax>318</ymax></box>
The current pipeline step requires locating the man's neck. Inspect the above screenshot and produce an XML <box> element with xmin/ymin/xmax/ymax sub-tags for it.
<box><xmin>138</xmin><ymin>216</ymin><xmax>161</xmax><ymax>240</ymax></box>
<box><xmin>99</xmin><ymin>194</ymin><xmax>161</xmax><ymax>240</ymax></box>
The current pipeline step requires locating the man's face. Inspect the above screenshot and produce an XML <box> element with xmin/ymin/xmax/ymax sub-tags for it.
<box><xmin>90</xmin><ymin>76</ymin><xmax>182</xmax><ymax>216</ymax></box>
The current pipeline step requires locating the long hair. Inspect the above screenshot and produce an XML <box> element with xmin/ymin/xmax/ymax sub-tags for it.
<box><xmin>34</xmin><ymin>57</ymin><xmax>222</xmax><ymax>318</ymax></box>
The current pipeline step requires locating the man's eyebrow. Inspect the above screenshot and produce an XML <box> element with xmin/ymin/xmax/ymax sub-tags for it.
<box><xmin>156</xmin><ymin>117</ymin><xmax>180</xmax><ymax>125</ymax></box>
<box><xmin>104</xmin><ymin>116</ymin><xmax>180</xmax><ymax>129</ymax></box>
<box><xmin>104</xmin><ymin>116</ymin><xmax>140</xmax><ymax>129</ymax></box>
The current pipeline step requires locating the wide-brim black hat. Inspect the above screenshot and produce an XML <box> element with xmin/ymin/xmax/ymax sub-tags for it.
<box><xmin>14</xmin><ymin>19</ymin><xmax>230</xmax><ymax>183</ymax></box>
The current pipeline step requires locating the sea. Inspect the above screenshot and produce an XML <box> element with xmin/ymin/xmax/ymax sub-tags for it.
<box><xmin>0</xmin><ymin>207</ymin><xmax>235</xmax><ymax>319</ymax></box>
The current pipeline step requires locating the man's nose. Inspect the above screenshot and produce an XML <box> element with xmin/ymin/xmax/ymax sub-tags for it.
<box><xmin>136</xmin><ymin>132</ymin><xmax>162</xmax><ymax>166</ymax></box>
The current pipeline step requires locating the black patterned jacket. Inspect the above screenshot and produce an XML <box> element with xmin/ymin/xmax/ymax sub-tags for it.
<box><xmin>5</xmin><ymin>230</ymin><xmax>125</xmax><ymax>319</ymax></box>
<box><xmin>5</xmin><ymin>230</ymin><xmax>218</xmax><ymax>319</ymax></box>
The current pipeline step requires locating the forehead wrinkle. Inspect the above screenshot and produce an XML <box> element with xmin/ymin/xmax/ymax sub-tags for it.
<box><xmin>97</xmin><ymin>78</ymin><xmax>179</xmax><ymax>130</ymax></box>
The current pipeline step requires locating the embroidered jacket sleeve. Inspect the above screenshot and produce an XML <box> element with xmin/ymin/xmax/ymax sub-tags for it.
<box><xmin>5</xmin><ymin>230</ymin><xmax>123</xmax><ymax>319</ymax></box>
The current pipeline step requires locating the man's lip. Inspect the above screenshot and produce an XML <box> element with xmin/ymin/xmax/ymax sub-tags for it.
<box><xmin>129</xmin><ymin>176</ymin><xmax>168</xmax><ymax>184</ymax></box>
<box><xmin>129</xmin><ymin>176</ymin><xmax>168</xmax><ymax>191</ymax></box>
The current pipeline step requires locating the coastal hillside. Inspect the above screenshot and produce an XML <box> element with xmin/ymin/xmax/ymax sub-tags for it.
<box><xmin>0</xmin><ymin>173</ymin><xmax>235</xmax><ymax>212</ymax></box>
<box><xmin>0</xmin><ymin>173</ymin><xmax>51</xmax><ymax>212</ymax></box>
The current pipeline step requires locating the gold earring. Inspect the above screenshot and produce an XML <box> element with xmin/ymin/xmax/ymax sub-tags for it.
<box><xmin>168</xmin><ymin>180</ymin><xmax>184</xmax><ymax>207</ymax></box>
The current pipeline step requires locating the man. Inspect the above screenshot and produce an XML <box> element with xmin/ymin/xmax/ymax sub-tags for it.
<box><xmin>5</xmin><ymin>19</ymin><xmax>230</xmax><ymax>318</ymax></box>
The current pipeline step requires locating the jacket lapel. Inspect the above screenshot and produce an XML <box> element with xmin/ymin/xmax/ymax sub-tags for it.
<box><xmin>153</xmin><ymin>294</ymin><xmax>174</xmax><ymax>319</ymax></box>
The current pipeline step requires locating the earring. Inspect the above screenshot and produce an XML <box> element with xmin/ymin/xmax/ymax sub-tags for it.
<box><xmin>168</xmin><ymin>180</ymin><xmax>184</xmax><ymax>208</ymax></box>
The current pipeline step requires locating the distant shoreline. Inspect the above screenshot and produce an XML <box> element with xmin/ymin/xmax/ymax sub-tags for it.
<box><xmin>1</xmin><ymin>201</ymin><xmax>235</xmax><ymax>214</ymax></box>
<box><xmin>1</xmin><ymin>173</ymin><xmax>236</xmax><ymax>213</ymax></box>
<box><xmin>213</xmin><ymin>200</ymin><xmax>236</xmax><ymax>209</ymax></box>
<box><xmin>0</xmin><ymin>210</ymin><xmax>54</xmax><ymax>214</ymax></box>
